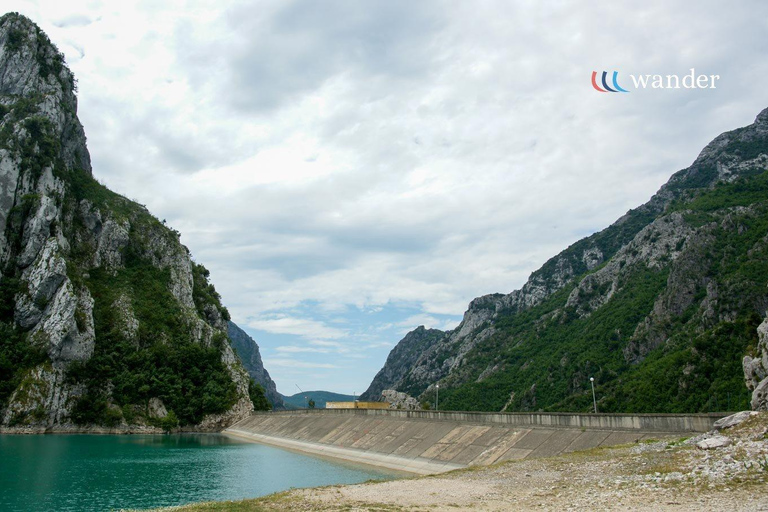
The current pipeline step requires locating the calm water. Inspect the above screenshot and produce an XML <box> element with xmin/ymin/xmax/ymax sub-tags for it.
<box><xmin>0</xmin><ymin>434</ymin><xmax>400</xmax><ymax>511</ymax></box>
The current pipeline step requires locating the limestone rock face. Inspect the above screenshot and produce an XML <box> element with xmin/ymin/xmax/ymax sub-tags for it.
<box><xmin>0</xmin><ymin>14</ymin><xmax>254</xmax><ymax>431</ymax></box>
<box><xmin>713</xmin><ymin>411</ymin><xmax>756</xmax><ymax>430</ymax></box>
<box><xmin>147</xmin><ymin>398</ymin><xmax>168</xmax><ymax>419</ymax></box>
<box><xmin>380</xmin><ymin>389</ymin><xmax>421</xmax><ymax>410</ymax></box>
<box><xmin>744</xmin><ymin>316</ymin><xmax>768</xmax><ymax>410</ymax></box>
<box><xmin>696</xmin><ymin>436</ymin><xmax>732</xmax><ymax>450</ymax></box>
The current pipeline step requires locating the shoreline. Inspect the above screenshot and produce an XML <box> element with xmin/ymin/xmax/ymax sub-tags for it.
<box><xmin>223</xmin><ymin>428</ymin><xmax>461</xmax><ymax>475</ymax></box>
<box><xmin>0</xmin><ymin>425</ymin><xmax>229</xmax><ymax>435</ymax></box>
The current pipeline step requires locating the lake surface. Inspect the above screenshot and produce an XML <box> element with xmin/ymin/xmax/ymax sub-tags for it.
<box><xmin>0</xmin><ymin>434</ymin><xmax>401</xmax><ymax>511</ymax></box>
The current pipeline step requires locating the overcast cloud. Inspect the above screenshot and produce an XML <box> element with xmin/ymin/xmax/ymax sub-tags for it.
<box><xmin>12</xmin><ymin>0</ymin><xmax>768</xmax><ymax>394</ymax></box>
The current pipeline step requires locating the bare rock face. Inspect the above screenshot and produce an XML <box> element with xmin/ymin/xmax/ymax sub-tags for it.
<box><xmin>147</xmin><ymin>398</ymin><xmax>168</xmax><ymax>419</ymax></box>
<box><xmin>696</xmin><ymin>435</ymin><xmax>732</xmax><ymax>450</ymax></box>
<box><xmin>713</xmin><ymin>411</ymin><xmax>756</xmax><ymax>430</ymax></box>
<box><xmin>0</xmin><ymin>14</ymin><xmax>254</xmax><ymax>432</ymax></box>
<box><xmin>380</xmin><ymin>389</ymin><xmax>421</xmax><ymax>410</ymax></box>
<box><xmin>744</xmin><ymin>316</ymin><xmax>768</xmax><ymax>410</ymax></box>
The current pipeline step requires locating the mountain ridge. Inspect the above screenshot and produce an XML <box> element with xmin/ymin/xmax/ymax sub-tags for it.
<box><xmin>227</xmin><ymin>321</ymin><xmax>284</xmax><ymax>410</ymax></box>
<box><xmin>363</xmin><ymin>106</ymin><xmax>768</xmax><ymax>413</ymax></box>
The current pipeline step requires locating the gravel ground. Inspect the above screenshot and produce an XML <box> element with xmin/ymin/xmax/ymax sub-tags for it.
<box><xmin>160</xmin><ymin>413</ymin><xmax>768</xmax><ymax>511</ymax></box>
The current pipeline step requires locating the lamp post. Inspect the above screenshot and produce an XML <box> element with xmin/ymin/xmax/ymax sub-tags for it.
<box><xmin>590</xmin><ymin>377</ymin><xmax>597</xmax><ymax>414</ymax></box>
<box><xmin>436</xmin><ymin>384</ymin><xmax>439</xmax><ymax>411</ymax></box>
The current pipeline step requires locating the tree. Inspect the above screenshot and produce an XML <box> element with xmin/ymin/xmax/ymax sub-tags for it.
<box><xmin>160</xmin><ymin>410</ymin><xmax>179</xmax><ymax>433</ymax></box>
<box><xmin>308</xmin><ymin>399</ymin><xmax>316</xmax><ymax>409</ymax></box>
<box><xmin>249</xmin><ymin>380</ymin><xmax>272</xmax><ymax>411</ymax></box>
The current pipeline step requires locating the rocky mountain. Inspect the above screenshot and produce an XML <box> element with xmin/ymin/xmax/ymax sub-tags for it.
<box><xmin>0</xmin><ymin>13</ymin><xmax>253</xmax><ymax>431</ymax></box>
<box><xmin>360</xmin><ymin>326</ymin><xmax>444</xmax><ymax>401</ymax></box>
<box><xmin>363</xmin><ymin>107</ymin><xmax>768</xmax><ymax>414</ymax></box>
<box><xmin>227</xmin><ymin>321</ymin><xmax>284</xmax><ymax>410</ymax></box>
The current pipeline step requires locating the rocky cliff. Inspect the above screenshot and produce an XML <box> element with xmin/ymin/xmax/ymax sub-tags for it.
<box><xmin>0</xmin><ymin>13</ymin><xmax>252</xmax><ymax>431</ymax></box>
<box><xmin>228</xmin><ymin>321</ymin><xmax>284</xmax><ymax>410</ymax></box>
<box><xmin>360</xmin><ymin>325</ymin><xmax>444</xmax><ymax>401</ymax></box>
<box><xmin>364</xmin><ymin>107</ymin><xmax>768</xmax><ymax>413</ymax></box>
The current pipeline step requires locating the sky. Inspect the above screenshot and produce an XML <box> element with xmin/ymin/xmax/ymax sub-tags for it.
<box><xmin>10</xmin><ymin>1</ymin><xmax>768</xmax><ymax>396</ymax></box>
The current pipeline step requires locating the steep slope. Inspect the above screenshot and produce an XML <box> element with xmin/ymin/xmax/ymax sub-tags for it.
<box><xmin>363</xmin><ymin>107</ymin><xmax>768</xmax><ymax>414</ymax></box>
<box><xmin>359</xmin><ymin>326</ymin><xmax>445</xmax><ymax>401</ymax></box>
<box><xmin>228</xmin><ymin>321</ymin><xmax>284</xmax><ymax>410</ymax></box>
<box><xmin>0</xmin><ymin>13</ymin><xmax>252</xmax><ymax>431</ymax></box>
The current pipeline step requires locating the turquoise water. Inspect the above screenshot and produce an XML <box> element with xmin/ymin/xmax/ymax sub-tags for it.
<box><xmin>0</xmin><ymin>434</ymin><xmax>400</xmax><ymax>511</ymax></box>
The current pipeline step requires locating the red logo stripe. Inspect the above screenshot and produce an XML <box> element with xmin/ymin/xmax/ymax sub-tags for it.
<box><xmin>591</xmin><ymin>71</ymin><xmax>607</xmax><ymax>92</ymax></box>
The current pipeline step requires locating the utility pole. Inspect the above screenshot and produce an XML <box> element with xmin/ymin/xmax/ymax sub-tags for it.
<box><xmin>295</xmin><ymin>384</ymin><xmax>308</xmax><ymax>408</ymax></box>
<box><xmin>436</xmin><ymin>384</ymin><xmax>439</xmax><ymax>411</ymax></box>
<box><xmin>590</xmin><ymin>377</ymin><xmax>597</xmax><ymax>414</ymax></box>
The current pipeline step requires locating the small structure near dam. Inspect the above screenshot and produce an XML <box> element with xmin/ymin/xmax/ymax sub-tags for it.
<box><xmin>224</xmin><ymin>409</ymin><xmax>726</xmax><ymax>475</ymax></box>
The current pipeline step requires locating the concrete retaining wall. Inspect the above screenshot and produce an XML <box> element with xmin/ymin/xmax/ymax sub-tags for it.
<box><xmin>225</xmin><ymin>409</ymin><xmax>725</xmax><ymax>475</ymax></box>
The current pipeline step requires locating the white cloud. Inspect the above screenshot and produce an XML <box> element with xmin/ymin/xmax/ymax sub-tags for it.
<box><xmin>15</xmin><ymin>0</ymin><xmax>768</xmax><ymax>393</ymax></box>
<box><xmin>263</xmin><ymin>358</ymin><xmax>342</xmax><ymax>369</ymax></box>
<box><xmin>246</xmin><ymin>316</ymin><xmax>346</xmax><ymax>340</ymax></box>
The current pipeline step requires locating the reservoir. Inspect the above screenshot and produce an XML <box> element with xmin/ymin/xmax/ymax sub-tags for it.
<box><xmin>0</xmin><ymin>434</ymin><xmax>402</xmax><ymax>511</ymax></box>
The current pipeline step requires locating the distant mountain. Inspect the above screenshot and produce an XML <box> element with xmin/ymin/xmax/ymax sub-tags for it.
<box><xmin>363</xmin><ymin>107</ymin><xmax>768</xmax><ymax>414</ymax></box>
<box><xmin>228</xmin><ymin>322</ymin><xmax>284</xmax><ymax>410</ymax></box>
<box><xmin>282</xmin><ymin>391</ymin><xmax>356</xmax><ymax>409</ymax></box>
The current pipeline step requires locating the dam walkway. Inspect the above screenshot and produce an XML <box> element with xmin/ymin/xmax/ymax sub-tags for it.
<box><xmin>224</xmin><ymin>409</ymin><xmax>725</xmax><ymax>475</ymax></box>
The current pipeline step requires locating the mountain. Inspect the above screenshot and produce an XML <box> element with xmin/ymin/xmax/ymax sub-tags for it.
<box><xmin>227</xmin><ymin>321</ymin><xmax>284</xmax><ymax>410</ymax></box>
<box><xmin>359</xmin><ymin>326</ymin><xmax>444</xmax><ymax>401</ymax></box>
<box><xmin>363</xmin><ymin>107</ymin><xmax>768</xmax><ymax>414</ymax></box>
<box><xmin>0</xmin><ymin>13</ymin><xmax>253</xmax><ymax>431</ymax></box>
<box><xmin>282</xmin><ymin>390</ymin><xmax>355</xmax><ymax>409</ymax></box>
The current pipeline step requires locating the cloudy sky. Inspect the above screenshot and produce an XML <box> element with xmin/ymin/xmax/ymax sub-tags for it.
<box><xmin>12</xmin><ymin>1</ymin><xmax>768</xmax><ymax>395</ymax></box>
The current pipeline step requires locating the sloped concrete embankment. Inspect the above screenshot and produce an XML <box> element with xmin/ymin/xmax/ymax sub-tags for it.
<box><xmin>224</xmin><ymin>410</ymin><xmax>724</xmax><ymax>475</ymax></box>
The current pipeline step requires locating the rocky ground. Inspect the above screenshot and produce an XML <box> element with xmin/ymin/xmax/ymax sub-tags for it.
<box><xmin>154</xmin><ymin>413</ymin><xmax>768</xmax><ymax>511</ymax></box>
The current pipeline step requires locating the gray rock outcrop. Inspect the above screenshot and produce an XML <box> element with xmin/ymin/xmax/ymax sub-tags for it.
<box><xmin>744</xmin><ymin>315</ymin><xmax>768</xmax><ymax>410</ymax></box>
<box><xmin>380</xmin><ymin>389</ymin><xmax>421</xmax><ymax>410</ymax></box>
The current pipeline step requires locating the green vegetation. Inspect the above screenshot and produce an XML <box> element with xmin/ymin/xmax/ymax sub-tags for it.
<box><xmin>434</xmin><ymin>170</ymin><xmax>768</xmax><ymax>414</ymax></box>
<box><xmin>65</xmin><ymin>167</ymin><xmax>137</xmax><ymax>221</ymax></box>
<box><xmin>61</xmin><ymin>170</ymin><xmax>241</xmax><ymax>427</ymax></box>
<box><xmin>66</xmin><ymin>259</ymin><xmax>239</xmax><ymax>426</ymax></box>
<box><xmin>33</xmin><ymin>26</ymin><xmax>65</xmax><ymax>81</ymax></box>
<box><xmin>0</xmin><ymin>322</ymin><xmax>47</xmax><ymax>409</ymax></box>
<box><xmin>158</xmin><ymin>410</ymin><xmax>180</xmax><ymax>433</ymax></box>
<box><xmin>192</xmin><ymin>263</ymin><xmax>230</xmax><ymax>322</ymax></box>
<box><xmin>4</xmin><ymin>27</ymin><xmax>24</xmax><ymax>53</ymax></box>
<box><xmin>249</xmin><ymin>380</ymin><xmax>271</xmax><ymax>411</ymax></box>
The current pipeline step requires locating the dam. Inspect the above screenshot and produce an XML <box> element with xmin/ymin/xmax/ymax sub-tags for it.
<box><xmin>224</xmin><ymin>409</ymin><xmax>725</xmax><ymax>475</ymax></box>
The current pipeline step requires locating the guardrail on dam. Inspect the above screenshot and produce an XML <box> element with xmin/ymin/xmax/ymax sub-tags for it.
<box><xmin>224</xmin><ymin>409</ymin><xmax>727</xmax><ymax>475</ymax></box>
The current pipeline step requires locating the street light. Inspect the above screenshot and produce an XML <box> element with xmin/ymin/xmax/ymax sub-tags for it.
<box><xmin>436</xmin><ymin>384</ymin><xmax>439</xmax><ymax>411</ymax></box>
<box><xmin>590</xmin><ymin>377</ymin><xmax>597</xmax><ymax>414</ymax></box>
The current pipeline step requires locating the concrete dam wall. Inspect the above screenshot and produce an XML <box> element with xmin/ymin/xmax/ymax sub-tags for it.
<box><xmin>224</xmin><ymin>409</ymin><xmax>725</xmax><ymax>475</ymax></box>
